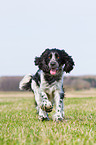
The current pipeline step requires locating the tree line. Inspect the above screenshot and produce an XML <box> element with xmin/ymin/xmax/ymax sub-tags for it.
<box><xmin>64</xmin><ymin>76</ymin><xmax>96</xmax><ymax>90</ymax></box>
<box><xmin>0</xmin><ymin>76</ymin><xmax>96</xmax><ymax>91</ymax></box>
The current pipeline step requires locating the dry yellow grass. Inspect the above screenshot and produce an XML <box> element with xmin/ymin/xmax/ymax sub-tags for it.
<box><xmin>0</xmin><ymin>91</ymin><xmax>33</xmax><ymax>97</ymax></box>
<box><xmin>0</xmin><ymin>88</ymin><xmax>96</xmax><ymax>98</ymax></box>
<box><xmin>65</xmin><ymin>88</ymin><xmax>96</xmax><ymax>98</ymax></box>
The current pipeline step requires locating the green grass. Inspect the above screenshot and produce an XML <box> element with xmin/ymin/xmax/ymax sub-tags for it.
<box><xmin>0</xmin><ymin>92</ymin><xmax>96</xmax><ymax>145</ymax></box>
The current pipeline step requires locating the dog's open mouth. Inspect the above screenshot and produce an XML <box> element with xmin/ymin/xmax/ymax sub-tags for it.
<box><xmin>50</xmin><ymin>68</ymin><xmax>58</xmax><ymax>75</ymax></box>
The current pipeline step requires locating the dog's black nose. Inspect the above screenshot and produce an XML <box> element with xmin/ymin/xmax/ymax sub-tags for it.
<box><xmin>50</xmin><ymin>61</ymin><xmax>56</xmax><ymax>66</ymax></box>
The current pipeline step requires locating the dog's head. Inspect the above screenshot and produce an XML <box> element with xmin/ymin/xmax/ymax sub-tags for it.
<box><xmin>35</xmin><ymin>48</ymin><xmax>74</xmax><ymax>75</ymax></box>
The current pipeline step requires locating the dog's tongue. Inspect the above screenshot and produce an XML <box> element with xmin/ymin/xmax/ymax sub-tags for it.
<box><xmin>50</xmin><ymin>69</ymin><xmax>56</xmax><ymax>75</ymax></box>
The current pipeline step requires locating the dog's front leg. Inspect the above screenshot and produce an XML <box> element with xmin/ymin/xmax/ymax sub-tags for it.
<box><xmin>40</xmin><ymin>91</ymin><xmax>53</xmax><ymax>113</ymax></box>
<box><xmin>32</xmin><ymin>80</ymin><xmax>49</xmax><ymax>120</ymax></box>
<box><xmin>53</xmin><ymin>91</ymin><xmax>64</xmax><ymax>121</ymax></box>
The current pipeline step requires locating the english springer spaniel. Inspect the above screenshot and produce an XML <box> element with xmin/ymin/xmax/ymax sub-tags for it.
<box><xmin>19</xmin><ymin>48</ymin><xmax>74</xmax><ymax>121</ymax></box>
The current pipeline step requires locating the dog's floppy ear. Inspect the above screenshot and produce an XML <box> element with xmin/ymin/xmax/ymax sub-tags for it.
<box><xmin>61</xmin><ymin>50</ymin><xmax>75</xmax><ymax>73</ymax></box>
<box><xmin>34</xmin><ymin>57</ymin><xmax>41</xmax><ymax>66</ymax></box>
<box><xmin>34</xmin><ymin>49</ymin><xmax>50</xmax><ymax>73</ymax></box>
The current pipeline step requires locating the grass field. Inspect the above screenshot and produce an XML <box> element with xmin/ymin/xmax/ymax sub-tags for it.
<box><xmin>0</xmin><ymin>90</ymin><xmax>96</xmax><ymax>145</ymax></box>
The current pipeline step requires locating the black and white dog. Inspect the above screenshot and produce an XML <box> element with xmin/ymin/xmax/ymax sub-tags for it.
<box><xmin>19</xmin><ymin>48</ymin><xmax>74</xmax><ymax>121</ymax></box>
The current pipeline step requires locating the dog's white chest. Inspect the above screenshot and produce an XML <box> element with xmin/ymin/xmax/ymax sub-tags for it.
<box><xmin>40</xmin><ymin>71</ymin><xmax>62</xmax><ymax>98</ymax></box>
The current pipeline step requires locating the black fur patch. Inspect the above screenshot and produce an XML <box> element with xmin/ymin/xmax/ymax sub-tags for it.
<box><xmin>33</xmin><ymin>70</ymin><xmax>41</xmax><ymax>87</ymax></box>
<box><xmin>60</xmin><ymin>93</ymin><xmax>64</xmax><ymax>99</ymax></box>
<box><xmin>44</xmin><ymin>73</ymin><xmax>62</xmax><ymax>85</ymax></box>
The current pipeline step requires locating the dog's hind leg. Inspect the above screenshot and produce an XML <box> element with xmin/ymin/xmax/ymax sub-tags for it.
<box><xmin>19</xmin><ymin>74</ymin><xmax>32</xmax><ymax>91</ymax></box>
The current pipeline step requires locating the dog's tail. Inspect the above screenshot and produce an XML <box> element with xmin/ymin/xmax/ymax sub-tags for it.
<box><xmin>19</xmin><ymin>74</ymin><xmax>33</xmax><ymax>91</ymax></box>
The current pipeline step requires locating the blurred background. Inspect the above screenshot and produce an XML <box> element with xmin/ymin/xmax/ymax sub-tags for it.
<box><xmin>0</xmin><ymin>0</ymin><xmax>96</xmax><ymax>91</ymax></box>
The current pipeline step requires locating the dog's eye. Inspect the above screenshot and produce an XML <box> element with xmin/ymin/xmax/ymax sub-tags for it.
<box><xmin>55</xmin><ymin>53</ymin><xmax>59</xmax><ymax>59</ymax></box>
<box><xmin>48</xmin><ymin>54</ymin><xmax>52</xmax><ymax>59</ymax></box>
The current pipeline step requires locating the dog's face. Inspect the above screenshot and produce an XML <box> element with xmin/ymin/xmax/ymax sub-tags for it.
<box><xmin>47</xmin><ymin>51</ymin><xmax>62</xmax><ymax>75</ymax></box>
<box><xmin>35</xmin><ymin>48</ymin><xmax>74</xmax><ymax>75</ymax></box>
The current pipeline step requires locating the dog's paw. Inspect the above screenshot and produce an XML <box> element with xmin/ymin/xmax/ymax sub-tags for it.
<box><xmin>38</xmin><ymin>113</ymin><xmax>49</xmax><ymax>121</ymax></box>
<box><xmin>52</xmin><ymin>113</ymin><xmax>63</xmax><ymax>122</ymax></box>
<box><xmin>38</xmin><ymin>114</ymin><xmax>49</xmax><ymax>121</ymax></box>
<box><xmin>40</xmin><ymin>100</ymin><xmax>53</xmax><ymax>112</ymax></box>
